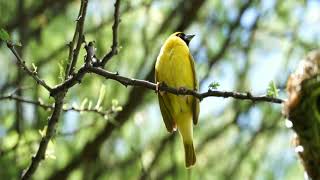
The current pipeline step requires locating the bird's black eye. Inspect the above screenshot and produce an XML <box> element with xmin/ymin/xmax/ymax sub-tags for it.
<box><xmin>177</xmin><ymin>33</ymin><xmax>185</xmax><ymax>38</ymax></box>
<box><xmin>176</xmin><ymin>32</ymin><xmax>192</xmax><ymax>46</ymax></box>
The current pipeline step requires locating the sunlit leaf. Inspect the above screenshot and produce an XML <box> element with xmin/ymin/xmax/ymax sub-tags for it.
<box><xmin>80</xmin><ymin>98</ymin><xmax>88</xmax><ymax>110</ymax></box>
<box><xmin>0</xmin><ymin>28</ymin><xmax>10</xmax><ymax>41</ymax></box>
<box><xmin>267</xmin><ymin>80</ymin><xmax>279</xmax><ymax>97</ymax></box>
<box><xmin>39</xmin><ymin>126</ymin><xmax>48</xmax><ymax>138</ymax></box>
<box><xmin>208</xmin><ymin>81</ymin><xmax>220</xmax><ymax>90</ymax></box>
<box><xmin>95</xmin><ymin>85</ymin><xmax>106</xmax><ymax>109</ymax></box>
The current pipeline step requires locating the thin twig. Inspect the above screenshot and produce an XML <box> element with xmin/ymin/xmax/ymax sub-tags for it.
<box><xmin>0</xmin><ymin>95</ymin><xmax>113</xmax><ymax>117</ymax></box>
<box><xmin>68</xmin><ymin>0</ymin><xmax>89</xmax><ymax>77</ymax></box>
<box><xmin>97</xmin><ymin>0</ymin><xmax>121</xmax><ymax>67</ymax></box>
<box><xmin>0</xmin><ymin>95</ymin><xmax>51</xmax><ymax>109</ymax></box>
<box><xmin>6</xmin><ymin>42</ymin><xmax>52</xmax><ymax>92</ymax></box>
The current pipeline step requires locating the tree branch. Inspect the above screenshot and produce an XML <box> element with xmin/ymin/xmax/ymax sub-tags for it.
<box><xmin>6</xmin><ymin>42</ymin><xmax>52</xmax><ymax>92</ymax></box>
<box><xmin>0</xmin><ymin>95</ymin><xmax>113</xmax><ymax>117</ymax></box>
<box><xmin>65</xmin><ymin>0</ymin><xmax>89</xmax><ymax>78</ymax></box>
<box><xmin>0</xmin><ymin>95</ymin><xmax>50</xmax><ymax>109</ymax></box>
<box><xmin>96</xmin><ymin>0</ymin><xmax>121</xmax><ymax>67</ymax></box>
<box><xmin>51</xmin><ymin>63</ymin><xmax>283</xmax><ymax>103</ymax></box>
<box><xmin>21</xmin><ymin>92</ymin><xmax>65</xmax><ymax>180</ymax></box>
<box><xmin>87</xmin><ymin>67</ymin><xmax>284</xmax><ymax>103</ymax></box>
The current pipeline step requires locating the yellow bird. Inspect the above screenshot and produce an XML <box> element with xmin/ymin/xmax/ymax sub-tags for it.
<box><xmin>155</xmin><ymin>32</ymin><xmax>200</xmax><ymax>167</ymax></box>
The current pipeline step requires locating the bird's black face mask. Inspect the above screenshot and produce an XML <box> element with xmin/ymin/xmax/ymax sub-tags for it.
<box><xmin>176</xmin><ymin>33</ymin><xmax>195</xmax><ymax>46</ymax></box>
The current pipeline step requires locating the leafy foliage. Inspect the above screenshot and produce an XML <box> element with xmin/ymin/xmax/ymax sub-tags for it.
<box><xmin>267</xmin><ymin>80</ymin><xmax>280</xmax><ymax>98</ymax></box>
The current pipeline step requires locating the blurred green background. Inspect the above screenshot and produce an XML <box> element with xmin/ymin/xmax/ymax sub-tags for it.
<box><xmin>0</xmin><ymin>0</ymin><xmax>319</xmax><ymax>179</ymax></box>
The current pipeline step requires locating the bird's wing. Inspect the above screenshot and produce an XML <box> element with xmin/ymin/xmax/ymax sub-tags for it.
<box><xmin>155</xmin><ymin>69</ymin><xmax>177</xmax><ymax>132</ymax></box>
<box><xmin>189</xmin><ymin>53</ymin><xmax>200</xmax><ymax>125</ymax></box>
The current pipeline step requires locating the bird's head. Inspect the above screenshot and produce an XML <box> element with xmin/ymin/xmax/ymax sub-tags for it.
<box><xmin>173</xmin><ymin>32</ymin><xmax>195</xmax><ymax>46</ymax></box>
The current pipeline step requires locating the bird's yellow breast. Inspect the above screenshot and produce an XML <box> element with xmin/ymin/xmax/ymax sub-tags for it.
<box><xmin>155</xmin><ymin>36</ymin><xmax>194</xmax><ymax>89</ymax></box>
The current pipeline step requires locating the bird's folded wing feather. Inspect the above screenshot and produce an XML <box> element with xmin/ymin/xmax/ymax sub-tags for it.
<box><xmin>189</xmin><ymin>53</ymin><xmax>200</xmax><ymax>125</ymax></box>
<box><xmin>155</xmin><ymin>70</ymin><xmax>177</xmax><ymax>132</ymax></box>
<box><xmin>158</xmin><ymin>94</ymin><xmax>177</xmax><ymax>132</ymax></box>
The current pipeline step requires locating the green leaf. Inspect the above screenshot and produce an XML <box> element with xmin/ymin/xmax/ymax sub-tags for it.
<box><xmin>39</xmin><ymin>125</ymin><xmax>48</xmax><ymax>137</ymax></box>
<box><xmin>88</xmin><ymin>101</ymin><xmax>92</xmax><ymax>110</ymax></box>
<box><xmin>45</xmin><ymin>140</ymin><xmax>56</xmax><ymax>160</ymax></box>
<box><xmin>0</xmin><ymin>28</ymin><xmax>10</xmax><ymax>41</ymax></box>
<box><xmin>208</xmin><ymin>81</ymin><xmax>220</xmax><ymax>90</ymax></box>
<box><xmin>112</xmin><ymin>99</ymin><xmax>118</xmax><ymax>106</ymax></box>
<box><xmin>267</xmin><ymin>80</ymin><xmax>279</xmax><ymax>97</ymax></box>
<box><xmin>46</xmin><ymin>154</ymin><xmax>57</xmax><ymax>160</ymax></box>
<box><xmin>116</xmin><ymin>106</ymin><xmax>123</xmax><ymax>111</ymax></box>
<box><xmin>13</xmin><ymin>41</ymin><xmax>22</xmax><ymax>46</ymax></box>
<box><xmin>111</xmin><ymin>99</ymin><xmax>122</xmax><ymax>112</ymax></box>
<box><xmin>72</xmin><ymin>102</ymin><xmax>79</xmax><ymax>109</ymax></box>
<box><xmin>80</xmin><ymin>98</ymin><xmax>88</xmax><ymax>110</ymax></box>
<box><xmin>58</xmin><ymin>62</ymin><xmax>64</xmax><ymax>82</ymax></box>
<box><xmin>32</xmin><ymin>63</ymin><xmax>38</xmax><ymax>73</ymax></box>
<box><xmin>95</xmin><ymin>85</ymin><xmax>106</xmax><ymax>109</ymax></box>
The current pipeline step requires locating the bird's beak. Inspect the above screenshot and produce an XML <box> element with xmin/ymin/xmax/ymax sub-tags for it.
<box><xmin>185</xmin><ymin>34</ymin><xmax>195</xmax><ymax>42</ymax></box>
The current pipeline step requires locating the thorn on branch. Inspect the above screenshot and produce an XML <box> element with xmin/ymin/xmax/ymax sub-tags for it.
<box><xmin>67</xmin><ymin>42</ymin><xmax>72</xmax><ymax>48</ymax></box>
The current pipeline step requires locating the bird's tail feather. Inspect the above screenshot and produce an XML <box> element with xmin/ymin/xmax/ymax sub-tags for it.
<box><xmin>184</xmin><ymin>142</ymin><xmax>196</xmax><ymax>168</ymax></box>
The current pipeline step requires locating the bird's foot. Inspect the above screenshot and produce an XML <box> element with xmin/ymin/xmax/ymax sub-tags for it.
<box><xmin>178</xmin><ymin>86</ymin><xmax>188</xmax><ymax>93</ymax></box>
<box><xmin>156</xmin><ymin>82</ymin><xmax>160</xmax><ymax>93</ymax></box>
<box><xmin>156</xmin><ymin>82</ymin><xmax>167</xmax><ymax>96</ymax></box>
